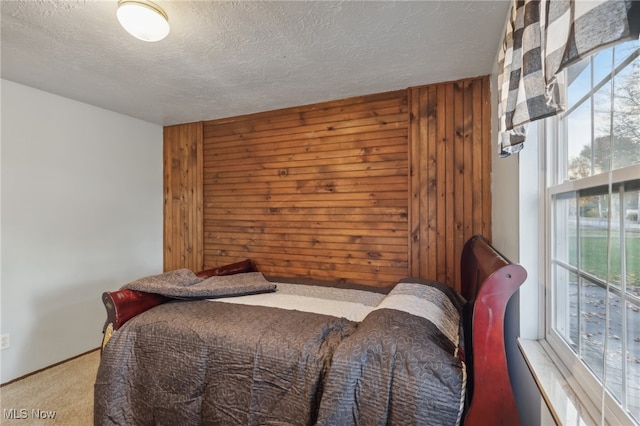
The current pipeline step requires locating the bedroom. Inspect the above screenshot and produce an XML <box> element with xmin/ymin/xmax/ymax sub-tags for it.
<box><xmin>1</xmin><ymin>1</ymin><xmax>639</xmax><ymax>425</ymax></box>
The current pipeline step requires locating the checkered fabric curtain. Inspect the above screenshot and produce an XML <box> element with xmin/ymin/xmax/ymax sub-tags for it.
<box><xmin>497</xmin><ymin>0</ymin><xmax>639</xmax><ymax>157</ymax></box>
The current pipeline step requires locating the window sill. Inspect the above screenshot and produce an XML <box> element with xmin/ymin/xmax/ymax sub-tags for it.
<box><xmin>518</xmin><ymin>338</ymin><xmax>598</xmax><ymax>425</ymax></box>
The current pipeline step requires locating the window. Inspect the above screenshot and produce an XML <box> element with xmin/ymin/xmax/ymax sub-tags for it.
<box><xmin>547</xmin><ymin>39</ymin><xmax>640</xmax><ymax>424</ymax></box>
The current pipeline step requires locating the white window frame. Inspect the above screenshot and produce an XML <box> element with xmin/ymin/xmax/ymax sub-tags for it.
<box><xmin>542</xmin><ymin>42</ymin><xmax>640</xmax><ymax>424</ymax></box>
<box><xmin>544</xmin><ymin>171</ymin><xmax>640</xmax><ymax>426</ymax></box>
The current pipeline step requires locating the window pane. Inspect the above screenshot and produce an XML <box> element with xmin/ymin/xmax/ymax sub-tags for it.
<box><xmin>568</xmin><ymin>58</ymin><xmax>591</xmax><ymax>107</ymax></box>
<box><xmin>627</xmin><ymin>300</ymin><xmax>640</xmax><ymax>423</ymax></box>
<box><xmin>579</xmin><ymin>193</ymin><xmax>611</xmax><ymax>283</ymax></box>
<box><xmin>567</xmin><ymin>99</ymin><xmax>593</xmax><ymax>180</ymax></box>
<box><xmin>554</xmin><ymin>265</ymin><xmax>579</xmax><ymax>352</ymax></box>
<box><xmin>627</xmin><ymin>198</ymin><xmax>639</xmax><ymax>422</ymax></box>
<box><xmin>594</xmin><ymin>76</ymin><xmax>612</xmax><ymax>138</ymax></box>
<box><xmin>593</xmin><ymin>82</ymin><xmax>613</xmax><ymax>174</ymax></box>
<box><xmin>612</xmin><ymin>55</ymin><xmax>640</xmax><ymax>170</ymax></box>
<box><xmin>626</xmin><ymin>189</ymin><xmax>640</xmax><ymax>296</ymax></box>
<box><xmin>593</xmin><ymin>48</ymin><xmax>613</xmax><ymax>85</ymax></box>
<box><xmin>623</xmin><ymin>184</ymin><xmax>640</xmax><ymax>422</ymax></box>
<box><xmin>554</xmin><ymin>194</ymin><xmax>577</xmax><ymax>267</ymax></box>
<box><xmin>610</xmin><ymin>192</ymin><xmax>622</xmax><ymax>289</ymax></box>
<box><xmin>580</xmin><ymin>279</ymin><xmax>606</xmax><ymax>381</ymax></box>
<box><xmin>614</xmin><ymin>40</ymin><xmax>640</xmax><ymax>69</ymax></box>
<box><xmin>605</xmin><ymin>292</ymin><xmax>624</xmax><ymax>404</ymax></box>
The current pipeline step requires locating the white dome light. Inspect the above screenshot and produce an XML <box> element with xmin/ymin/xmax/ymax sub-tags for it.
<box><xmin>117</xmin><ymin>0</ymin><xmax>170</xmax><ymax>42</ymax></box>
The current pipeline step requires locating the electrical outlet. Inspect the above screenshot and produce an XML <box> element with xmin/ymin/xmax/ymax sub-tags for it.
<box><xmin>1</xmin><ymin>334</ymin><xmax>9</xmax><ymax>350</ymax></box>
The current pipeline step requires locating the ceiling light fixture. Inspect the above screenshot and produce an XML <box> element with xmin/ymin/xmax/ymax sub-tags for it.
<box><xmin>117</xmin><ymin>0</ymin><xmax>170</xmax><ymax>42</ymax></box>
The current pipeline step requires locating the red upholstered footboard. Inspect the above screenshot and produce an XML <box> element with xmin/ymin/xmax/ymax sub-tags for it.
<box><xmin>461</xmin><ymin>235</ymin><xmax>527</xmax><ymax>426</ymax></box>
<box><xmin>101</xmin><ymin>259</ymin><xmax>257</xmax><ymax>349</ymax></box>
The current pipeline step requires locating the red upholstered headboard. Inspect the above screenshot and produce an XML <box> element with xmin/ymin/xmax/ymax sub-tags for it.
<box><xmin>100</xmin><ymin>259</ymin><xmax>257</xmax><ymax>350</ymax></box>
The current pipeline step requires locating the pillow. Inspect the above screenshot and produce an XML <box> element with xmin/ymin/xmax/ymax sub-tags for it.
<box><xmin>124</xmin><ymin>268</ymin><xmax>201</xmax><ymax>292</ymax></box>
<box><xmin>123</xmin><ymin>271</ymin><xmax>276</xmax><ymax>299</ymax></box>
<box><xmin>197</xmin><ymin>272</ymin><xmax>276</xmax><ymax>298</ymax></box>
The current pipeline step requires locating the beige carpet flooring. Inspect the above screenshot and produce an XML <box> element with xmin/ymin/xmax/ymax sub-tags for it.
<box><xmin>0</xmin><ymin>350</ymin><xmax>99</xmax><ymax>425</ymax></box>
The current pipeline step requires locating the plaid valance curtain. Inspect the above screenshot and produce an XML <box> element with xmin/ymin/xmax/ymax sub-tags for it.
<box><xmin>498</xmin><ymin>0</ymin><xmax>640</xmax><ymax>157</ymax></box>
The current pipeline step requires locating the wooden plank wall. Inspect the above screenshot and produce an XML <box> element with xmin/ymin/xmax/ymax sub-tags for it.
<box><xmin>163</xmin><ymin>122</ymin><xmax>203</xmax><ymax>272</ymax></box>
<box><xmin>408</xmin><ymin>77</ymin><xmax>491</xmax><ymax>293</ymax></box>
<box><xmin>163</xmin><ymin>76</ymin><xmax>491</xmax><ymax>290</ymax></box>
<box><xmin>201</xmin><ymin>90</ymin><xmax>409</xmax><ymax>287</ymax></box>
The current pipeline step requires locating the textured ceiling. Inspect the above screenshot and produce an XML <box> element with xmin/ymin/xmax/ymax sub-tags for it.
<box><xmin>1</xmin><ymin>1</ymin><xmax>509</xmax><ymax>126</ymax></box>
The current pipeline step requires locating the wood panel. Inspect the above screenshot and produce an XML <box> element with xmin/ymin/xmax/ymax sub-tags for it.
<box><xmin>163</xmin><ymin>76</ymin><xmax>491</xmax><ymax>290</ymax></box>
<box><xmin>408</xmin><ymin>76</ymin><xmax>492</xmax><ymax>292</ymax></box>
<box><xmin>163</xmin><ymin>122</ymin><xmax>203</xmax><ymax>272</ymax></box>
<box><xmin>201</xmin><ymin>90</ymin><xmax>409</xmax><ymax>287</ymax></box>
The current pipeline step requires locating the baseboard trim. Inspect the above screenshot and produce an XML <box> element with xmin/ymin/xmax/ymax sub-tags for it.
<box><xmin>0</xmin><ymin>347</ymin><xmax>100</xmax><ymax>387</ymax></box>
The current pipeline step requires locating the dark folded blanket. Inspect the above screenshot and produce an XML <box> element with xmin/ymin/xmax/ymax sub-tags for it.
<box><xmin>123</xmin><ymin>270</ymin><xmax>276</xmax><ymax>299</ymax></box>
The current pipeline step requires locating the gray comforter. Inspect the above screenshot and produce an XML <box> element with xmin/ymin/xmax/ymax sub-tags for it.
<box><xmin>95</xmin><ymin>277</ymin><xmax>466</xmax><ymax>425</ymax></box>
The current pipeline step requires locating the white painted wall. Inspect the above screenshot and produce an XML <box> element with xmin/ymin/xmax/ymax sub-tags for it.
<box><xmin>489</xmin><ymin>14</ymin><xmax>550</xmax><ymax>422</ymax></box>
<box><xmin>491</xmin><ymin>123</ymin><xmax>542</xmax><ymax>339</ymax></box>
<box><xmin>0</xmin><ymin>80</ymin><xmax>163</xmax><ymax>383</ymax></box>
<box><xmin>490</xmin><ymin>85</ymin><xmax>549</xmax><ymax>426</ymax></box>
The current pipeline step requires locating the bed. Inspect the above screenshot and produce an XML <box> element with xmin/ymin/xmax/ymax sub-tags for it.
<box><xmin>95</xmin><ymin>235</ymin><xmax>526</xmax><ymax>425</ymax></box>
